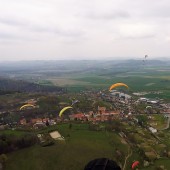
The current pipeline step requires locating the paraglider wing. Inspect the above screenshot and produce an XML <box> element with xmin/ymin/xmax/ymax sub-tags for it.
<box><xmin>146</xmin><ymin>106</ymin><xmax>152</xmax><ymax>109</ymax></box>
<box><xmin>109</xmin><ymin>83</ymin><xmax>129</xmax><ymax>91</ymax></box>
<box><xmin>20</xmin><ymin>104</ymin><xmax>35</xmax><ymax>110</ymax></box>
<box><xmin>71</xmin><ymin>100</ymin><xmax>79</xmax><ymax>106</ymax></box>
<box><xmin>142</xmin><ymin>55</ymin><xmax>148</xmax><ymax>65</ymax></box>
<box><xmin>132</xmin><ymin>161</ymin><xmax>139</xmax><ymax>169</ymax></box>
<box><xmin>59</xmin><ymin>106</ymin><xmax>73</xmax><ymax>117</ymax></box>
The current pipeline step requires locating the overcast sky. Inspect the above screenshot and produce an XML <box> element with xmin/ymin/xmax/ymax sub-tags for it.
<box><xmin>0</xmin><ymin>0</ymin><xmax>170</xmax><ymax>61</ymax></box>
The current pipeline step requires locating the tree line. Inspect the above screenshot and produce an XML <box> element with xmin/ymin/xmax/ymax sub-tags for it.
<box><xmin>0</xmin><ymin>133</ymin><xmax>37</xmax><ymax>154</ymax></box>
<box><xmin>0</xmin><ymin>77</ymin><xmax>64</xmax><ymax>93</ymax></box>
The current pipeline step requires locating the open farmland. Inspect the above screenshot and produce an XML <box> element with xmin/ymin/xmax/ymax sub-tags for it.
<box><xmin>5</xmin><ymin>118</ymin><xmax>170</xmax><ymax>170</ymax></box>
<box><xmin>0</xmin><ymin>60</ymin><xmax>170</xmax><ymax>99</ymax></box>
<box><xmin>6</xmin><ymin>123</ymin><xmax>129</xmax><ymax>170</ymax></box>
<box><xmin>48</xmin><ymin>78</ymin><xmax>91</xmax><ymax>86</ymax></box>
<box><xmin>42</xmin><ymin>65</ymin><xmax>170</xmax><ymax>99</ymax></box>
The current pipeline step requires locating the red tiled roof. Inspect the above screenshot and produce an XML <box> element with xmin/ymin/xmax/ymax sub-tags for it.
<box><xmin>31</xmin><ymin>118</ymin><xmax>42</xmax><ymax>123</ymax></box>
<box><xmin>69</xmin><ymin>113</ymin><xmax>85</xmax><ymax>119</ymax></box>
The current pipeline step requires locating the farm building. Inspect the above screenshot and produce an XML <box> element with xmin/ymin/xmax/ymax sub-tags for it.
<box><xmin>149</xmin><ymin>127</ymin><xmax>157</xmax><ymax>133</ymax></box>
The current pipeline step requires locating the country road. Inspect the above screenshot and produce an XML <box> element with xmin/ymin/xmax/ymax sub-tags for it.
<box><xmin>123</xmin><ymin>147</ymin><xmax>132</xmax><ymax>170</ymax></box>
<box><xmin>160</xmin><ymin>115</ymin><xmax>170</xmax><ymax>130</ymax></box>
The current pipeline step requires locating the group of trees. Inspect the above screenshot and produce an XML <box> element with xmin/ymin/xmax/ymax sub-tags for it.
<box><xmin>0</xmin><ymin>77</ymin><xmax>64</xmax><ymax>93</ymax></box>
<box><xmin>88</xmin><ymin>120</ymin><xmax>123</xmax><ymax>132</ymax></box>
<box><xmin>0</xmin><ymin>133</ymin><xmax>37</xmax><ymax>154</ymax></box>
<box><xmin>0</xmin><ymin>154</ymin><xmax>8</xmax><ymax>169</ymax></box>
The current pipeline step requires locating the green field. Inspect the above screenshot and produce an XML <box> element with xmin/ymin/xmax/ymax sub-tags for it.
<box><xmin>2</xmin><ymin>60</ymin><xmax>169</xmax><ymax>99</ymax></box>
<box><xmin>1</xmin><ymin>129</ymin><xmax>33</xmax><ymax>137</ymax></box>
<box><xmin>142</xmin><ymin>159</ymin><xmax>170</xmax><ymax>170</ymax></box>
<box><xmin>3</xmin><ymin>120</ymin><xmax>170</xmax><ymax>170</ymax></box>
<box><xmin>45</xmin><ymin>67</ymin><xmax>170</xmax><ymax>100</ymax></box>
<box><xmin>6</xmin><ymin>123</ymin><xmax>129</xmax><ymax>170</ymax></box>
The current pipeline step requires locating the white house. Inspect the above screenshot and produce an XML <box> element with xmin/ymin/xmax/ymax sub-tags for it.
<box><xmin>149</xmin><ymin>127</ymin><xmax>157</xmax><ymax>133</ymax></box>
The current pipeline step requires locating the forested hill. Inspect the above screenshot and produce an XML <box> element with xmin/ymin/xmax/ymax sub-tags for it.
<box><xmin>0</xmin><ymin>77</ymin><xmax>64</xmax><ymax>93</ymax></box>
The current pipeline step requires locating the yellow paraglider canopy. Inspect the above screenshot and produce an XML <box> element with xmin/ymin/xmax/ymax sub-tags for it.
<box><xmin>109</xmin><ymin>83</ymin><xmax>129</xmax><ymax>91</ymax></box>
<box><xmin>20</xmin><ymin>104</ymin><xmax>35</xmax><ymax>110</ymax></box>
<box><xmin>59</xmin><ymin>106</ymin><xmax>73</xmax><ymax>117</ymax></box>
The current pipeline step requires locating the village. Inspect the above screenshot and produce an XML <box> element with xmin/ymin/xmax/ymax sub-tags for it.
<box><xmin>0</xmin><ymin>89</ymin><xmax>170</xmax><ymax>128</ymax></box>
<box><xmin>0</xmin><ymin>89</ymin><xmax>170</xmax><ymax>169</ymax></box>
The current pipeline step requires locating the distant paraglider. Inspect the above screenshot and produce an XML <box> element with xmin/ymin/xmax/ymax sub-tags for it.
<box><xmin>59</xmin><ymin>106</ymin><xmax>73</xmax><ymax>117</ymax></box>
<box><xmin>146</xmin><ymin>106</ymin><xmax>152</xmax><ymax>109</ymax></box>
<box><xmin>146</xmin><ymin>106</ymin><xmax>153</xmax><ymax>114</ymax></box>
<box><xmin>132</xmin><ymin>161</ymin><xmax>139</xmax><ymax>169</ymax></box>
<box><xmin>20</xmin><ymin>104</ymin><xmax>36</xmax><ymax>110</ymax></box>
<box><xmin>71</xmin><ymin>99</ymin><xmax>79</xmax><ymax>106</ymax></box>
<box><xmin>109</xmin><ymin>83</ymin><xmax>129</xmax><ymax>91</ymax></box>
<box><xmin>143</xmin><ymin>54</ymin><xmax>148</xmax><ymax>65</ymax></box>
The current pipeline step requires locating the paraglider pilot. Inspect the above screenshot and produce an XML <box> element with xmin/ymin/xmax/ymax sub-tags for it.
<box><xmin>84</xmin><ymin>158</ymin><xmax>121</xmax><ymax>170</ymax></box>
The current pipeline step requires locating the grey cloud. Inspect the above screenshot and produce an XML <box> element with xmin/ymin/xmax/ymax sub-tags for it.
<box><xmin>0</xmin><ymin>0</ymin><xmax>170</xmax><ymax>60</ymax></box>
<box><xmin>0</xmin><ymin>16</ymin><xmax>85</xmax><ymax>39</ymax></box>
<box><xmin>29</xmin><ymin>25</ymin><xmax>85</xmax><ymax>37</ymax></box>
<box><xmin>119</xmin><ymin>34</ymin><xmax>155</xmax><ymax>40</ymax></box>
<box><xmin>58</xmin><ymin>29</ymin><xmax>85</xmax><ymax>37</ymax></box>
<box><xmin>29</xmin><ymin>26</ymin><xmax>61</xmax><ymax>34</ymax></box>
<box><xmin>151</xmin><ymin>8</ymin><xmax>170</xmax><ymax>18</ymax></box>
<box><xmin>0</xmin><ymin>32</ymin><xmax>19</xmax><ymax>39</ymax></box>
<box><xmin>0</xmin><ymin>30</ymin><xmax>42</xmax><ymax>42</ymax></box>
<box><xmin>81</xmin><ymin>10</ymin><xmax>130</xmax><ymax>20</ymax></box>
<box><xmin>128</xmin><ymin>1</ymin><xmax>170</xmax><ymax>19</ymax></box>
<box><xmin>0</xmin><ymin>17</ymin><xmax>27</xmax><ymax>26</ymax></box>
<box><xmin>0</xmin><ymin>27</ymin><xmax>85</xmax><ymax>45</ymax></box>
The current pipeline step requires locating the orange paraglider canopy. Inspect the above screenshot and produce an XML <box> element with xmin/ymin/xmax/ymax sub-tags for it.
<box><xmin>109</xmin><ymin>83</ymin><xmax>129</xmax><ymax>91</ymax></box>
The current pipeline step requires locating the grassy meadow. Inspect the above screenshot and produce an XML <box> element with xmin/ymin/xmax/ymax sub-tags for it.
<box><xmin>6</xmin><ymin>123</ymin><xmax>129</xmax><ymax>170</ymax></box>
<box><xmin>45</xmin><ymin>66</ymin><xmax>170</xmax><ymax>100</ymax></box>
<box><xmin>4</xmin><ymin>120</ymin><xmax>170</xmax><ymax>170</ymax></box>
